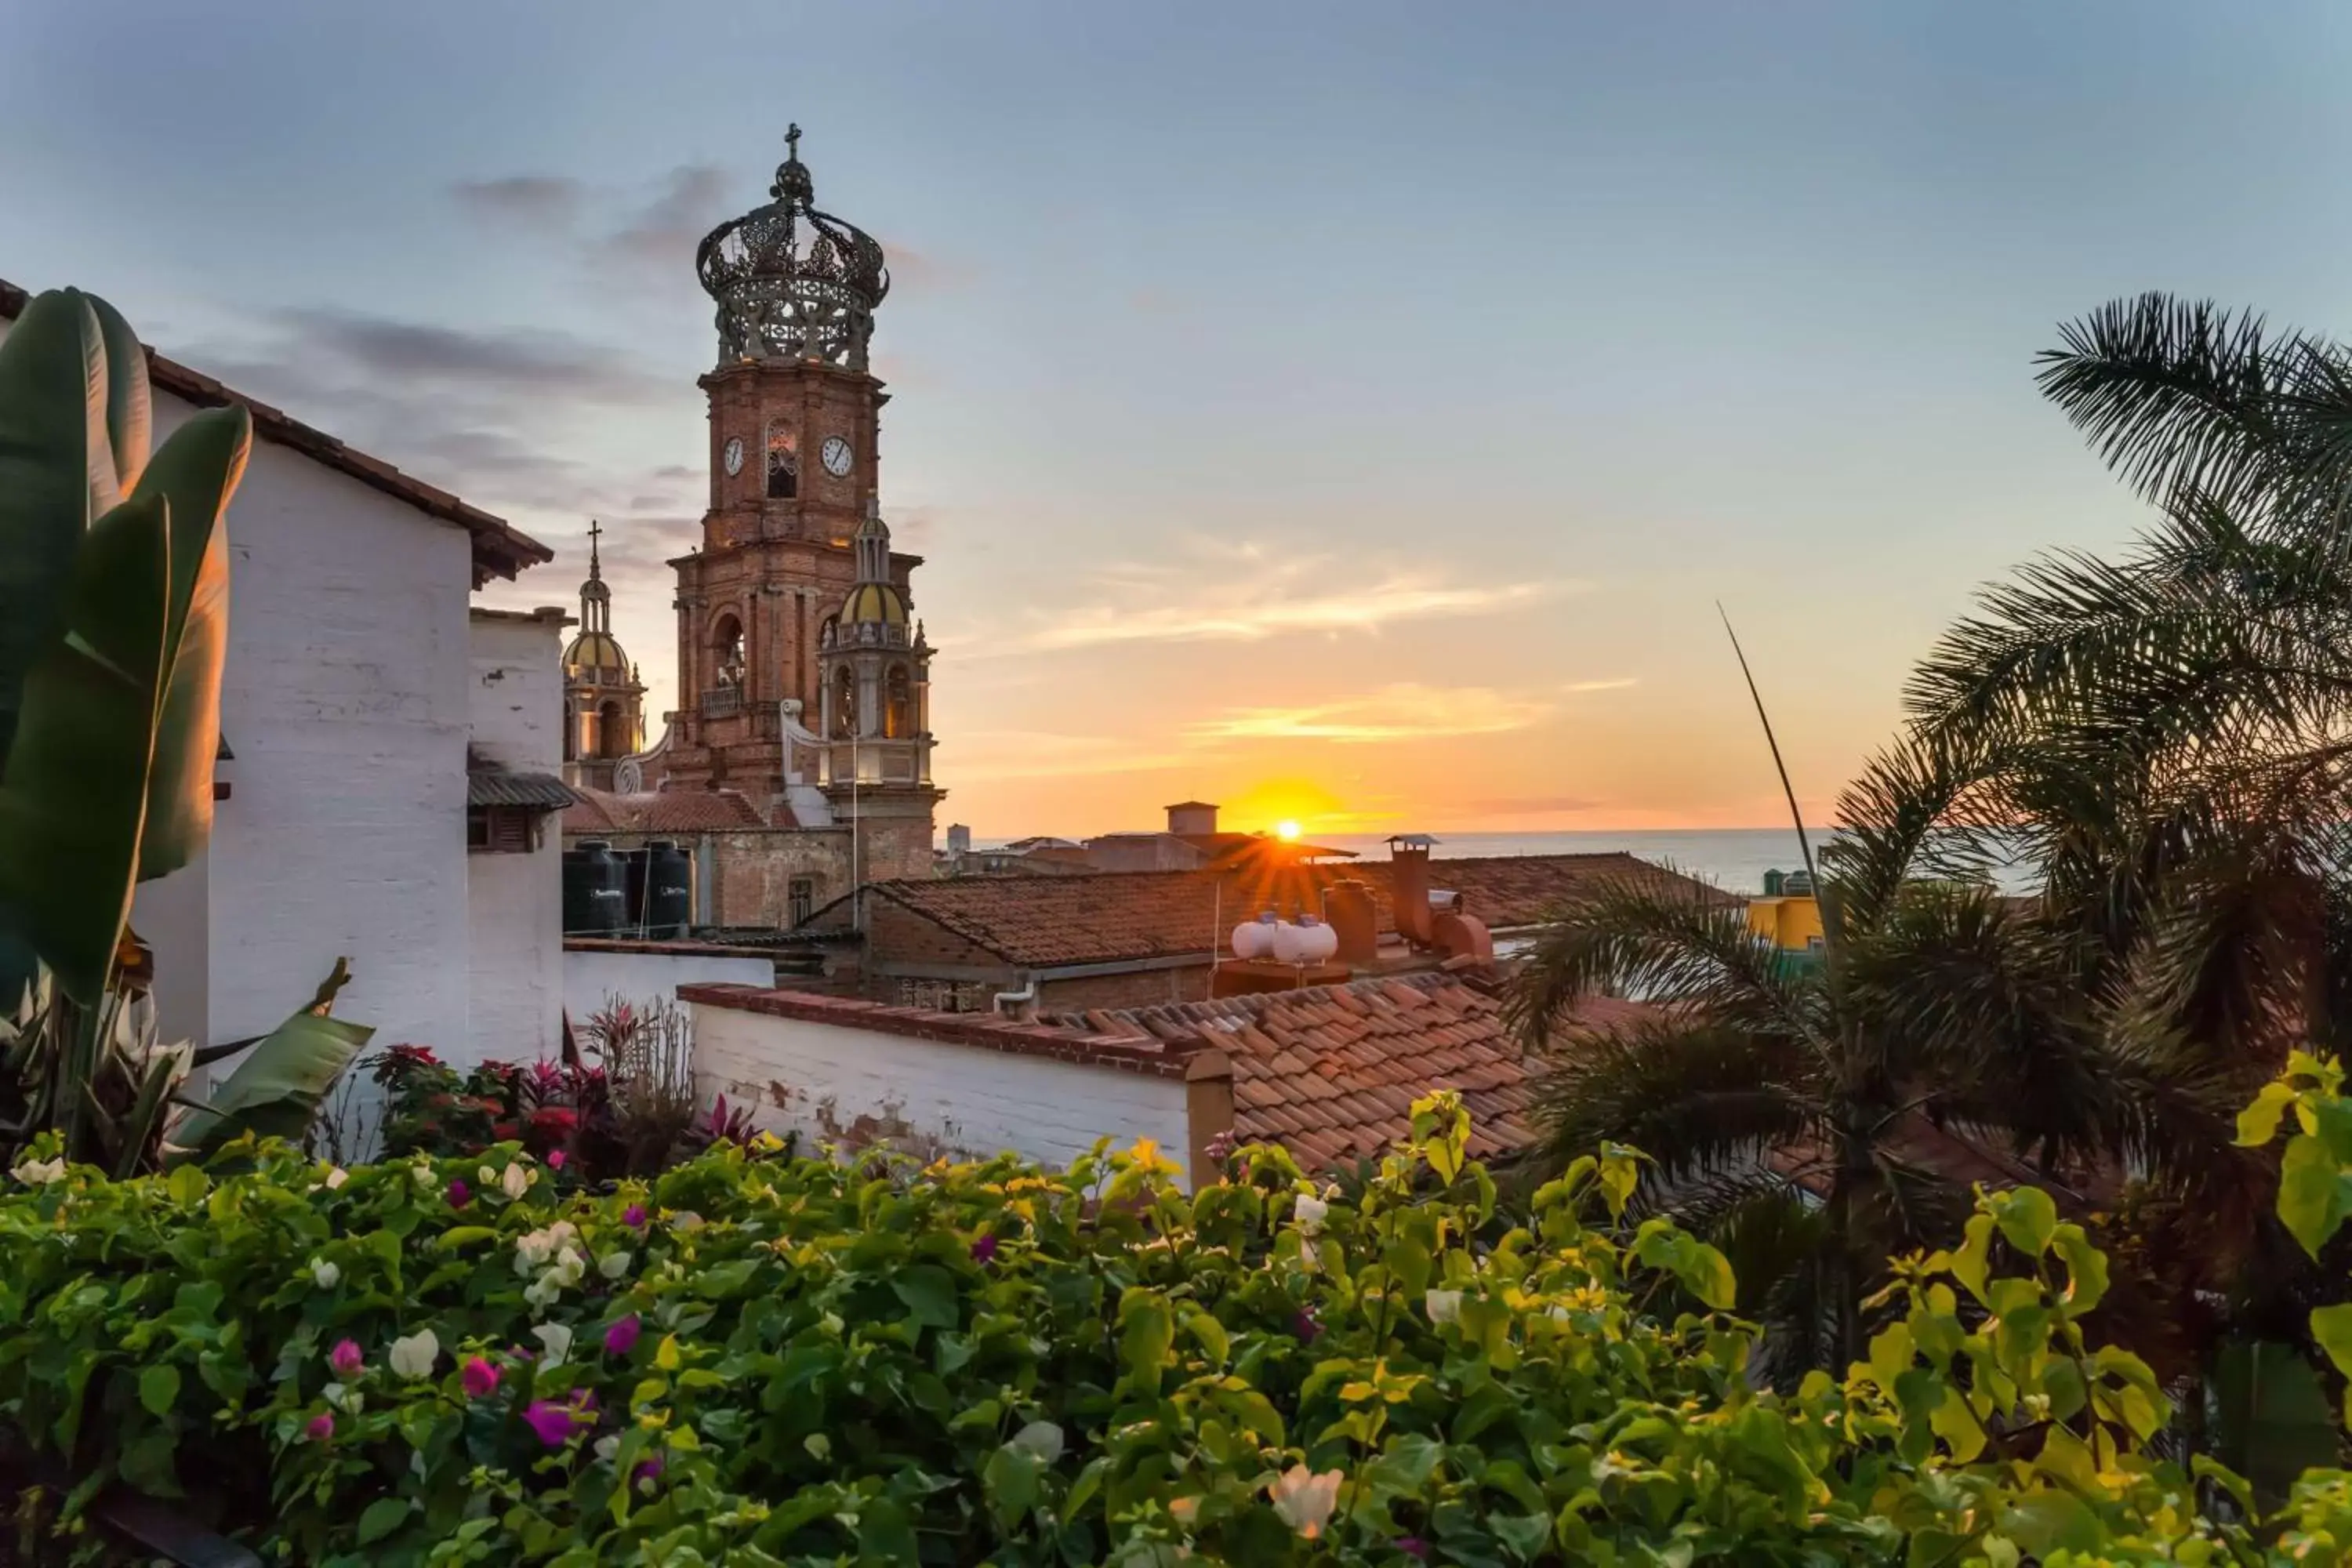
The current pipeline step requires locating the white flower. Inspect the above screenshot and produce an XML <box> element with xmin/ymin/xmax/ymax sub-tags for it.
<box><xmin>1292</xmin><ymin>1195</ymin><xmax>1328</xmax><ymax>1235</ymax></box>
<box><xmin>322</xmin><ymin>1381</ymin><xmax>365</xmax><ymax>1415</ymax></box>
<box><xmin>478</xmin><ymin>1165</ymin><xmax>496</xmax><ymax>1184</ymax></box>
<box><xmin>410</xmin><ymin>1165</ymin><xmax>437</xmax><ymax>1192</ymax></box>
<box><xmin>387</xmin><ymin>1329</ymin><xmax>440</xmax><ymax>1380</ymax></box>
<box><xmin>669</xmin><ymin>1210</ymin><xmax>705</xmax><ymax>1233</ymax></box>
<box><xmin>594</xmin><ymin>1434</ymin><xmax>621</xmax><ymax>1463</ymax></box>
<box><xmin>310</xmin><ymin>1258</ymin><xmax>341</xmax><ymax>1290</ymax></box>
<box><xmin>10</xmin><ymin>1156</ymin><xmax>65</xmax><ymax>1186</ymax></box>
<box><xmin>500</xmin><ymin>1163</ymin><xmax>531</xmax><ymax>1201</ymax></box>
<box><xmin>532</xmin><ymin>1322</ymin><xmax>574</xmax><ymax>1367</ymax></box>
<box><xmin>1268</xmin><ymin>1465</ymin><xmax>1343</xmax><ymax>1540</ymax></box>
<box><xmin>1425</xmin><ymin>1289</ymin><xmax>1463</xmax><ymax>1325</ymax></box>
<box><xmin>598</xmin><ymin>1250</ymin><xmax>633</xmax><ymax>1280</ymax></box>
<box><xmin>1009</xmin><ymin>1420</ymin><xmax>1065</xmax><ymax>1466</ymax></box>
<box><xmin>323</xmin><ymin>1166</ymin><xmax>349</xmax><ymax>1190</ymax></box>
<box><xmin>514</xmin><ymin>1221</ymin><xmax>580</xmax><ymax>1274</ymax></box>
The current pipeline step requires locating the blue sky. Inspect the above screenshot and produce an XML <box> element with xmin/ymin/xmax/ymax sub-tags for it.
<box><xmin>9</xmin><ymin>2</ymin><xmax>2352</xmax><ymax>833</ymax></box>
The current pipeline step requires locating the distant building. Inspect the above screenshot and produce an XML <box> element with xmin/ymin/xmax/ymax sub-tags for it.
<box><xmin>560</xmin><ymin>521</ymin><xmax>646</xmax><ymax>792</ymax></box>
<box><xmin>1084</xmin><ymin>800</ymin><xmax>1358</xmax><ymax>873</ymax></box>
<box><xmin>0</xmin><ymin>277</ymin><xmax>566</xmax><ymax>1072</ymax></box>
<box><xmin>1748</xmin><ymin>867</ymin><xmax>1826</xmax><ymax>967</ymax></box>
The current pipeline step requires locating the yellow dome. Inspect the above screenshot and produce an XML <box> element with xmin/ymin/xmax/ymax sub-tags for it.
<box><xmin>843</xmin><ymin>581</ymin><xmax>908</xmax><ymax>626</ymax></box>
<box><xmin>564</xmin><ymin>630</ymin><xmax>631</xmax><ymax>675</ymax></box>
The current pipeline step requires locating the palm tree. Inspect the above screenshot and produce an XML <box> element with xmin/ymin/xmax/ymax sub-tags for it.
<box><xmin>1508</xmin><ymin>731</ymin><xmax>2118</xmax><ymax>1383</ymax></box>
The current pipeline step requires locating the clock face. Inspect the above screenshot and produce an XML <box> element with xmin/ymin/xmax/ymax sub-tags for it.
<box><xmin>820</xmin><ymin>436</ymin><xmax>854</xmax><ymax>477</ymax></box>
<box><xmin>722</xmin><ymin>437</ymin><xmax>745</xmax><ymax>476</ymax></box>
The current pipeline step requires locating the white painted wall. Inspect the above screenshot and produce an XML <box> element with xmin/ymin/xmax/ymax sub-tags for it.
<box><xmin>689</xmin><ymin>1000</ymin><xmax>1196</xmax><ymax>1185</ymax></box>
<box><xmin>466</xmin><ymin>612</ymin><xmax>566</xmax><ymax>1065</ymax></box>
<box><xmin>567</xmin><ymin>948</ymin><xmax>775</xmax><ymax>1022</ymax></box>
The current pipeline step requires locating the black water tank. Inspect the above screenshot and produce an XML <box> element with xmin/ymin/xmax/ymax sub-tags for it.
<box><xmin>641</xmin><ymin>839</ymin><xmax>692</xmax><ymax>938</ymax></box>
<box><xmin>562</xmin><ymin>840</ymin><xmax>626</xmax><ymax>935</ymax></box>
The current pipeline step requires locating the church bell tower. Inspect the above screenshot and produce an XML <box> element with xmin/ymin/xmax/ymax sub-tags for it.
<box><xmin>652</xmin><ymin>127</ymin><xmax>942</xmax><ymax>877</ymax></box>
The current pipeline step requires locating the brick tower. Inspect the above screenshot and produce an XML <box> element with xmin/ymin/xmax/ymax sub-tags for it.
<box><xmin>651</xmin><ymin>126</ymin><xmax>941</xmax><ymax>877</ymax></box>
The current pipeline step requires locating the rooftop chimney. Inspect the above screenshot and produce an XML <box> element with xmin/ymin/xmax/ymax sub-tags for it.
<box><xmin>1166</xmin><ymin>800</ymin><xmax>1219</xmax><ymax>837</ymax></box>
<box><xmin>1388</xmin><ymin>834</ymin><xmax>1438</xmax><ymax>948</ymax></box>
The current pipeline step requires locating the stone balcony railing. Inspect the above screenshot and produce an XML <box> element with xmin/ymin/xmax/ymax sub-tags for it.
<box><xmin>702</xmin><ymin>686</ymin><xmax>742</xmax><ymax>717</ymax></box>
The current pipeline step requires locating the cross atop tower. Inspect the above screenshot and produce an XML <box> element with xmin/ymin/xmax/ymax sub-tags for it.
<box><xmin>785</xmin><ymin>123</ymin><xmax>802</xmax><ymax>160</ymax></box>
<box><xmin>586</xmin><ymin>517</ymin><xmax>603</xmax><ymax>576</ymax></box>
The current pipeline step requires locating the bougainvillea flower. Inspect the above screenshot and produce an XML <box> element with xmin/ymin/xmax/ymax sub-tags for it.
<box><xmin>460</xmin><ymin>1356</ymin><xmax>500</xmax><ymax>1398</ymax></box>
<box><xmin>604</xmin><ymin>1313</ymin><xmax>641</xmax><ymax>1357</ymax></box>
<box><xmin>446</xmin><ymin>1178</ymin><xmax>470</xmax><ymax>1209</ymax></box>
<box><xmin>387</xmin><ymin>1329</ymin><xmax>439</xmax><ymax>1380</ymax></box>
<box><xmin>970</xmin><ymin>1232</ymin><xmax>999</xmax><ymax>1265</ymax></box>
<box><xmin>1294</xmin><ymin>1308</ymin><xmax>1322</xmax><ymax>1344</ymax></box>
<box><xmin>328</xmin><ymin>1339</ymin><xmax>363</xmax><ymax>1377</ymax></box>
<box><xmin>622</xmin><ymin>1203</ymin><xmax>648</xmax><ymax>1229</ymax></box>
<box><xmin>1269</xmin><ymin>1465</ymin><xmax>1343</xmax><ymax>1539</ymax></box>
<box><xmin>523</xmin><ymin>1399</ymin><xmax>581</xmax><ymax>1447</ymax></box>
<box><xmin>303</xmin><ymin>1412</ymin><xmax>333</xmax><ymax>1442</ymax></box>
<box><xmin>548</xmin><ymin>1149</ymin><xmax>567</xmax><ymax>1171</ymax></box>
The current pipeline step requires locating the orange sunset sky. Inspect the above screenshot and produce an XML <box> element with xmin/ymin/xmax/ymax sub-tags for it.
<box><xmin>11</xmin><ymin>3</ymin><xmax>2342</xmax><ymax>837</ymax></box>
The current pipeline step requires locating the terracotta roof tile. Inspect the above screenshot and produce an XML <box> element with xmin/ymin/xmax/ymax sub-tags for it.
<box><xmin>562</xmin><ymin>787</ymin><xmax>771</xmax><ymax>835</ymax></box>
<box><xmin>861</xmin><ymin>852</ymin><xmax>1733</xmax><ymax>968</ymax></box>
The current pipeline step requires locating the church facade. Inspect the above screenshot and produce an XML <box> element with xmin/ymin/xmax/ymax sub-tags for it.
<box><xmin>564</xmin><ymin>128</ymin><xmax>943</xmax><ymax>919</ymax></box>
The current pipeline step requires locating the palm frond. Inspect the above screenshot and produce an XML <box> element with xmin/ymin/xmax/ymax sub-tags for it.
<box><xmin>1530</xmin><ymin>1014</ymin><xmax>1822</xmax><ymax>1186</ymax></box>
<box><xmin>1826</xmin><ymin>727</ymin><xmax>2005</xmax><ymax>932</ymax></box>
<box><xmin>1505</xmin><ymin>874</ymin><xmax>1830</xmax><ymax>1060</ymax></box>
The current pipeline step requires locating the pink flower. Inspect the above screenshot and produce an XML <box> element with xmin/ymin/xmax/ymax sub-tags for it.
<box><xmin>303</xmin><ymin>1412</ymin><xmax>333</xmax><ymax>1443</ymax></box>
<box><xmin>604</xmin><ymin>1313</ymin><xmax>641</xmax><ymax>1356</ymax></box>
<box><xmin>522</xmin><ymin>1393</ymin><xmax>596</xmax><ymax>1448</ymax></box>
<box><xmin>460</xmin><ymin>1356</ymin><xmax>500</xmax><ymax>1398</ymax></box>
<box><xmin>622</xmin><ymin>1203</ymin><xmax>647</xmax><ymax>1229</ymax></box>
<box><xmin>446</xmin><ymin>1178</ymin><xmax>470</xmax><ymax>1209</ymax></box>
<box><xmin>1294</xmin><ymin>1307</ymin><xmax>1322</xmax><ymax>1344</ymax></box>
<box><xmin>970</xmin><ymin>1233</ymin><xmax>999</xmax><ymax>1265</ymax></box>
<box><xmin>1396</xmin><ymin>1540</ymin><xmax>1430</xmax><ymax>1560</ymax></box>
<box><xmin>548</xmin><ymin>1150</ymin><xmax>567</xmax><ymax>1171</ymax></box>
<box><xmin>632</xmin><ymin>1454</ymin><xmax>664</xmax><ymax>1488</ymax></box>
<box><xmin>328</xmin><ymin>1339</ymin><xmax>363</xmax><ymax>1377</ymax></box>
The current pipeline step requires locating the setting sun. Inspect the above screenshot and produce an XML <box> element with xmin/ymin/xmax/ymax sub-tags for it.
<box><xmin>1274</xmin><ymin>819</ymin><xmax>1302</xmax><ymax>841</ymax></box>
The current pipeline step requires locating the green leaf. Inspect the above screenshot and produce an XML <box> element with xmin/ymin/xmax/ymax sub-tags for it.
<box><xmin>172</xmin><ymin>986</ymin><xmax>372</xmax><ymax>1154</ymax></box>
<box><xmin>2310</xmin><ymin>1303</ymin><xmax>2352</xmax><ymax>1379</ymax></box>
<box><xmin>137</xmin><ymin>1363</ymin><xmax>180</xmax><ymax>1417</ymax></box>
<box><xmin>128</xmin><ymin>405</ymin><xmax>247</xmax><ymax>880</ymax></box>
<box><xmin>2276</xmin><ymin>1132</ymin><xmax>2348</xmax><ymax>1258</ymax></box>
<box><xmin>982</xmin><ymin>1443</ymin><xmax>1040</xmax><ymax>1526</ymax></box>
<box><xmin>1117</xmin><ymin>1288</ymin><xmax>1175</xmax><ymax>1395</ymax></box>
<box><xmin>2049</xmin><ymin>1225</ymin><xmax>2109</xmax><ymax>1317</ymax></box>
<box><xmin>889</xmin><ymin>1265</ymin><xmax>960</xmax><ymax>1330</ymax></box>
<box><xmin>2238</xmin><ymin>1079</ymin><xmax>2298</xmax><ymax>1147</ymax></box>
<box><xmin>357</xmin><ymin>1497</ymin><xmax>410</xmax><ymax>1545</ymax></box>
<box><xmin>1989</xmin><ymin>1186</ymin><xmax>2057</xmax><ymax>1257</ymax></box>
<box><xmin>0</xmin><ymin>490</ymin><xmax>172</xmax><ymax>1004</ymax></box>
<box><xmin>0</xmin><ymin>289</ymin><xmax>114</xmax><ymax>768</ymax></box>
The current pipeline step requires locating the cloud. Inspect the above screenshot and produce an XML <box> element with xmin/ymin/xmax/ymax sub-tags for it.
<box><xmin>1188</xmin><ymin>684</ymin><xmax>1553</xmax><ymax>744</ymax></box>
<box><xmin>1563</xmin><ymin>677</ymin><xmax>1639</xmax><ymax>693</ymax></box>
<box><xmin>1018</xmin><ymin>554</ymin><xmax>1559</xmax><ymax>651</ymax></box>
<box><xmin>452</xmin><ymin>176</ymin><xmax>583</xmax><ymax>228</ymax></box>
<box><xmin>882</xmin><ymin>241</ymin><xmax>978</xmax><ymax>294</ymax></box>
<box><xmin>265</xmin><ymin>307</ymin><xmax>668</xmax><ymax>402</ymax></box>
<box><xmin>602</xmin><ymin>165</ymin><xmax>730</xmax><ymax>272</ymax></box>
<box><xmin>949</xmin><ymin>731</ymin><xmax>1194</xmax><ymax>782</ymax></box>
<box><xmin>1127</xmin><ymin>287</ymin><xmax>1185</xmax><ymax>316</ymax></box>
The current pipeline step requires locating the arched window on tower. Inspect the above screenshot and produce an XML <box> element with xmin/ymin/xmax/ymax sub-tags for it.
<box><xmin>832</xmin><ymin>665</ymin><xmax>858</xmax><ymax>739</ymax></box>
<box><xmin>712</xmin><ymin>614</ymin><xmax>746</xmax><ymax>693</ymax></box>
<box><xmin>766</xmin><ymin>422</ymin><xmax>797</xmax><ymax>499</ymax></box>
<box><xmin>884</xmin><ymin>664</ymin><xmax>912</xmax><ymax>739</ymax></box>
<box><xmin>598</xmin><ymin>699</ymin><xmax>627</xmax><ymax>758</ymax></box>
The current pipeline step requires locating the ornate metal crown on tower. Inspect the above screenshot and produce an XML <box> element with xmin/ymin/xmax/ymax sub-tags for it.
<box><xmin>695</xmin><ymin>125</ymin><xmax>891</xmax><ymax>371</ymax></box>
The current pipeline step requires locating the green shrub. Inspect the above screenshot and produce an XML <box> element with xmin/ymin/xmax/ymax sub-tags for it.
<box><xmin>2</xmin><ymin>1090</ymin><xmax>2348</xmax><ymax>1564</ymax></box>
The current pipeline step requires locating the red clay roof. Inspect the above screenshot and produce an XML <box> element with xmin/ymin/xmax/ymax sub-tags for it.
<box><xmin>563</xmin><ymin>787</ymin><xmax>773</xmax><ymax>835</ymax></box>
<box><xmin>862</xmin><ymin>852</ymin><xmax>1736</xmax><ymax>968</ymax></box>
<box><xmin>0</xmin><ymin>278</ymin><xmax>552</xmax><ymax>589</ymax></box>
<box><xmin>1083</xmin><ymin>974</ymin><xmax>1652</xmax><ymax>1169</ymax></box>
<box><xmin>683</xmin><ymin>971</ymin><xmax>1652</xmax><ymax>1171</ymax></box>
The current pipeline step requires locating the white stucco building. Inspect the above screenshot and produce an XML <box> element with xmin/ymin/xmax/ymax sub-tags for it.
<box><xmin>0</xmin><ymin>278</ymin><xmax>569</xmax><ymax>1073</ymax></box>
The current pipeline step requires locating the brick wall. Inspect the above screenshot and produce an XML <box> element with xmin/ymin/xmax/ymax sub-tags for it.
<box><xmin>1039</xmin><ymin>966</ymin><xmax>1214</xmax><ymax>1011</ymax></box>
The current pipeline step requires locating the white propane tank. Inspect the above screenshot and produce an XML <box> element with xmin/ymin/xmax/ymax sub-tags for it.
<box><xmin>1232</xmin><ymin>909</ymin><xmax>1279</xmax><ymax>961</ymax></box>
<box><xmin>1288</xmin><ymin>913</ymin><xmax>1339</xmax><ymax>965</ymax></box>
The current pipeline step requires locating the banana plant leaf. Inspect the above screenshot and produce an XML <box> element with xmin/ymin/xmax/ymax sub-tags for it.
<box><xmin>172</xmin><ymin>999</ymin><xmax>372</xmax><ymax>1156</ymax></box>
<box><xmin>0</xmin><ymin>492</ymin><xmax>172</xmax><ymax>1004</ymax></box>
<box><xmin>85</xmin><ymin>292</ymin><xmax>152</xmax><ymax>497</ymax></box>
<box><xmin>129</xmin><ymin>406</ymin><xmax>247</xmax><ymax>880</ymax></box>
